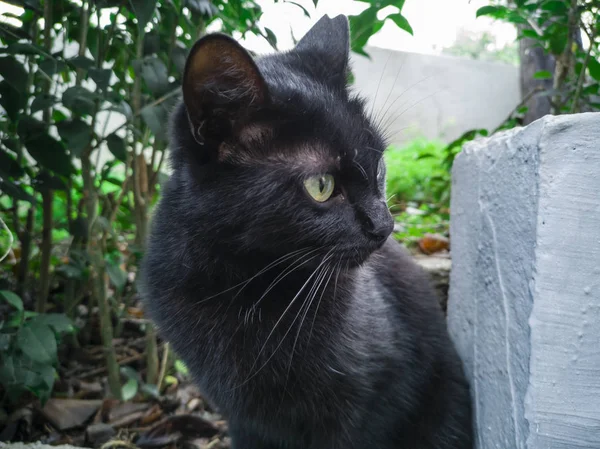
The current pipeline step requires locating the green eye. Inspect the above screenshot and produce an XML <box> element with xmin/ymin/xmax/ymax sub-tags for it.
<box><xmin>304</xmin><ymin>174</ymin><xmax>335</xmax><ymax>202</ymax></box>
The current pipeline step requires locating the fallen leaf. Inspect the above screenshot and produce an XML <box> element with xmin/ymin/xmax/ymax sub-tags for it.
<box><xmin>86</xmin><ymin>423</ymin><xmax>116</xmax><ymax>447</ymax></box>
<box><xmin>41</xmin><ymin>399</ymin><xmax>102</xmax><ymax>430</ymax></box>
<box><xmin>136</xmin><ymin>415</ymin><xmax>219</xmax><ymax>448</ymax></box>
<box><xmin>109</xmin><ymin>402</ymin><xmax>151</xmax><ymax>423</ymax></box>
<box><xmin>418</xmin><ymin>233</ymin><xmax>450</xmax><ymax>255</ymax></box>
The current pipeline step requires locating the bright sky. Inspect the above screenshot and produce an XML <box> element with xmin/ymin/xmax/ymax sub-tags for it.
<box><xmin>0</xmin><ymin>0</ymin><xmax>516</xmax><ymax>55</ymax></box>
<box><xmin>237</xmin><ymin>0</ymin><xmax>517</xmax><ymax>55</ymax></box>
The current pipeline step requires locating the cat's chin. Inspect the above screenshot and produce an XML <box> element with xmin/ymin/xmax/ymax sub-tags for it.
<box><xmin>333</xmin><ymin>241</ymin><xmax>385</xmax><ymax>268</ymax></box>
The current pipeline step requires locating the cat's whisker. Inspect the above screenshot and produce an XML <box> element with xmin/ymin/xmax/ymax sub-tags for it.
<box><xmin>305</xmin><ymin>259</ymin><xmax>339</xmax><ymax>351</ymax></box>
<box><xmin>380</xmin><ymin>89</ymin><xmax>443</xmax><ymax>136</ymax></box>
<box><xmin>194</xmin><ymin>247</ymin><xmax>314</xmax><ymax>305</ymax></box>
<box><xmin>233</xmin><ymin>250</ymin><xmax>335</xmax><ymax>390</ymax></box>
<box><xmin>352</xmin><ymin>158</ymin><xmax>369</xmax><ymax>181</ymax></box>
<box><xmin>375</xmin><ymin>74</ymin><xmax>437</xmax><ymax>132</ymax></box>
<box><xmin>276</xmin><ymin>259</ymin><xmax>337</xmax><ymax>414</ymax></box>
<box><xmin>250</xmin><ymin>250</ymin><xmax>321</xmax><ymax>314</ymax></box>
<box><xmin>286</xmin><ymin>258</ymin><xmax>333</xmax><ymax>375</ymax></box>
<box><xmin>369</xmin><ymin>52</ymin><xmax>393</xmax><ymax>120</ymax></box>
<box><xmin>372</xmin><ymin>55</ymin><xmax>405</xmax><ymax>127</ymax></box>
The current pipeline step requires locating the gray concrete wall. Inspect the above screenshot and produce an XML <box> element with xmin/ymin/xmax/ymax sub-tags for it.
<box><xmin>448</xmin><ymin>112</ymin><xmax>600</xmax><ymax>448</ymax></box>
<box><xmin>350</xmin><ymin>47</ymin><xmax>520</xmax><ymax>146</ymax></box>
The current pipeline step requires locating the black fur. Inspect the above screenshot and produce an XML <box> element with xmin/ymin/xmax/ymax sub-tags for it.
<box><xmin>141</xmin><ymin>14</ymin><xmax>472</xmax><ymax>449</ymax></box>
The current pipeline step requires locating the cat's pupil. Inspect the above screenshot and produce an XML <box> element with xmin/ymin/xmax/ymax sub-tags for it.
<box><xmin>319</xmin><ymin>177</ymin><xmax>325</xmax><ymax>192</ymax></box>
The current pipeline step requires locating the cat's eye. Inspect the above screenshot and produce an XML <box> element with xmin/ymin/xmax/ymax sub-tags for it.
<box><xmin>304</xmin><ymin>174</ymin><xmax>335</xmax><ymax>202</ymax></box>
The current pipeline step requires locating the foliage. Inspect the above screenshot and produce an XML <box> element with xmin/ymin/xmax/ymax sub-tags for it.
<box><xmin>439</xmin><ymin>0</ymin><xmax>600</xmax><ymax>200</ymax></box>
<box><xmin>0</xmin><ymin>290</ymin><xmax>73</xmax><ymax>404</ymax></box>
<box><xmin>384</xmin><ymin>139</ymin><xmax>451</xmax><ymax>244</ymax></box>
<box><xmin>0</xmin><ymin>0</ymin><xmax>413</xmax><ymax>407</ymax></box>
<box><xmin>477</xmin><ymin>0</ymin><xmax>600</xmax><ymax>114</ymax></box>
<box><xmin>385</xmin><ymin>138</ymin><xmax>449</xmax><ymax>206</ymax></box>
<box><xmin>442</xmin><ymin>28</ymin><xmax>519</xmax><ymax>65</ymax></box>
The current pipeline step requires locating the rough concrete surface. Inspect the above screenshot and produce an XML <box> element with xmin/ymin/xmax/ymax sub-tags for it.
<box><xmin>0</xmin><ymin>443</ymin><xmax>87</xmax><ymax>449</ymax></box>
<box><xmin>447</xmin><ymin>112</ymin><xmax>600</xmax><ymax>449</ymax></box>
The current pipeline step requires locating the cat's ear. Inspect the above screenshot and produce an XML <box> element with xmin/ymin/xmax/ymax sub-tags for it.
<box><xmin>182</xmin><ymin>34</ymin><xmax>268</xmax><ymax>146</ymax></box>
<box><xmin>295</xmin><ymin>14</ymin><xmax>350</xmax><ymax>88</ymax></box>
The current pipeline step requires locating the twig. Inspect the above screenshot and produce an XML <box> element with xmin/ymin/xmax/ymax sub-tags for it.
<box><xmin>157</xmin><ymin>342</ymin><xmax>170</xmax><ymax>392</ymax></box>
<box><xmin>97</xmin><ymin>88</ymin><xmax>181</xmax><ymax>146</ymax></box>
<box><xmin>571</xmin><ymin>23</ymin><xmax>597</xmax><ymax>113</ymax></box>
<box><xmin>76</xmin><ymin>344</ymin><xmax>164</xmax><ymax>379</ymax></box>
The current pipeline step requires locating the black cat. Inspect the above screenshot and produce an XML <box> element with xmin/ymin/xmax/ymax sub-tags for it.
<box><xmin>141</xmin><ymin>14</ymin><xmax>472</xmax><ymax>449</ymax></box>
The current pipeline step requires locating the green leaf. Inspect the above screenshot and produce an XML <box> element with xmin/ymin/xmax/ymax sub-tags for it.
<box><xmin>174</xmin><ymin>359</ymin><xmax>189</xmax><ymax>376</ymax></box>
<box><xmin>184</xmin><ymin>0</ymin><xmax>217</xmax><ymax>16</ymax></box>
<box><xmin>6</xmin><ymin>42</ymin><xmax>44</xmax><ymax>56</ymax></box>
<box><xmin>349</xmin><ymin>7</ymin><xmax>384</xmax><ymax>56</ymax></box>
<box><xmin>34</xmin><ymin>171</ymin><xmax>68</xmax><ymax>191</ymax></box>
<box><xmin>285</xmin><ymin>1</ymin><xmax>310</xmax><ymax>18</ymax></box>
<box><xmin>106</xmin><ymin>133</ymin><xmax>128</xmax><ymax>161</ymax></box>
<box><xmin>541</xmin><ymin>0</ymin><xmax>568</xmax><ymax>13</ymax></box>
<box><xmin>35</xmin><ymin>313</ymin><xmax>74</xmax><ymax>334</ymax></box>
<box><xmin>548</xmin><ymin>27</ymin><xmax>568</xmax><ymax>55</ymax></box>
<box><xmin>121</xmin><ymin>378</ymin><xmax>138</xmax><ymax>401</ymax></box>
<box><xmin>0</xmin><ymin>80</ymin><xmax>25</xmax><ymax>121</ymax></box>
<box><xmin>23</xmin><ymin>133</ymin><xmax>73</xmax><ymax>176</ymax></box>
<box><xmin>0</xmin><ymin>290</ymin><xmax>23</xmax><ymax>311</ymax></box>
<box><xmin>141</xmin><ymin>383</ymin><xmax>160</xmax><ymax>399</ymax></box>
<box><xmin>134</xmin><ymin>57</ymin><xmax>169</xmax><ymax>95</ymax></box>
<box><xmin>68</xmin><ymin>55</ymin><xmax>95</xmax><ymax>70</ymax></box>
<box><xmin>38</xmin><ymin>58</ymin><xmax>66</xmax><ymax>76</ymax></box>
<box><xmin>588</xmin><ymin>58</ymin><xmax>600</xmax><ymax>82</ymax></box>
<box><xmin>121</xmin><ymin>365</ymin><xmax>141</xmax><ymax>381</ymax></box>
<box><xmin>521</xmin><ymin>29</ymin><xmax>539</xmax><ymax>39</ymax></box>
<box><xmin>29</xmin><ymin>363</ymin><xmax>56</xmax><ymax>405</ymax></box>
<box><xmin>62</xmin><ymin>86</ymin><xmax>97</xmax><ymax>116</ymax></box>
<box><xmin>533</xmin><ymin>70</ymin><xmax>553</xmax><ymax>80</ymax></box>
<box><xmin>130</xmin><ymin>0</ymin><xmax>157</xmax><ymax>31</ymax></box>
<box><xmin>89</xmin><ymin>68</ymin><xmax>112</xmax><ymax>90</ymax></box>
<box><xmin>476</xmin><ymin>5</ymin><xmax>507</xmax><ymax>19</ymax></box>
<box><xmin>106</xmin><ymin>258</ymin><xmax>127</xmax><ymax>292</ymax></box>
<box><xmin>30</xmin><ymin>94</ymin><xmax>56</xmax><ymax>114</ymax></box>
<box><xmin>388</xmin><ymin>13</ymin><xmax>413</xmax><ymax>35</ymax></box>
<box><xmin>57</xmin><ymin>119</ymin><xmax>92</xmax><ymax>157</ymax></box>
<box><xmin>0</xmin><ymin>179</ymin><xmax>36</xmax><ymax>203</ymax></box>
<box><xmin>0</xmin><ymin>146</ymin><xmax>25</xmax><ymax>178</ymax></box>
<box><xmin>0</xmin><ymin>56</ymin><xmax>28</xmax><ymax>92</ymax></box>
<box><xmin>141</xmin><ymin>104</ymin><xmax>168</xmax><ymax>141</ymax></box>
<box><xmin>16</xmin><ymin>321</ymin><xmax>57</xmax><ymax>365</ymax></box>
<box><xmin>0</xmin><ymin>355</ymin><xmax>17</xmax><ymax>387</ymax></box>
<box><xmin>264</xmin><ymin>27</ymin><xmax>278</xmax><ymax>49</ymax></box>
<box><xmin>171</xmin><ymin>45</ymin><xmax>187</xmax><ymax>74</ymax></box>
<box><xmin>0</xmin><ymin>334</ymin><xmax>11</xmax><ymax>351</ymax></box>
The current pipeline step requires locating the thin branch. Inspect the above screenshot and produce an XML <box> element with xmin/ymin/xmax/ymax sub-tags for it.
<box><xmin>572</xmin><ymin>23</ymin><xmax>597</xmax><ymax>113</ymax></box>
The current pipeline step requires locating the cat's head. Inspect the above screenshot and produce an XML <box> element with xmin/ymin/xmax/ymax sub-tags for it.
<box><xmin>169</xmin><ymin>15</ymin><xmax>394</xmax><ymax>266</ymax></box>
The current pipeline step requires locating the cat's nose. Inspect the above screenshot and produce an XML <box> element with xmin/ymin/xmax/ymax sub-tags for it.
<box><xmin>358</xmin><ymin>201</ymin><xmax>394</xmax><ymax>244</ymax></box>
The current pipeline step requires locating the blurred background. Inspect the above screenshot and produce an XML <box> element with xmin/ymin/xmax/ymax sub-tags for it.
<box><xmin>0</xmin><ymin>0</ymin><xmax>598</xmax><ymax>446</ymax></box>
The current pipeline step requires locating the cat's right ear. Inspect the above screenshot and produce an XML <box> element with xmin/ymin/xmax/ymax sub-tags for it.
<box><xmin>182</xmin><ymin>34</ymin><xmax>268</xmax><ymax>148</ymax></box>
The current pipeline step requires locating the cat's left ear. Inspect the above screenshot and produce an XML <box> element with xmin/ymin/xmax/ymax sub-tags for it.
<box><xmin>295</xmin><ymin>15</ymin><xmax>350</xmax><ymax>88</ymax></box>
<box><xmin>182</xmin><ymin>34</ymin><xmax>268</xmax><ymax>147</ymax></box>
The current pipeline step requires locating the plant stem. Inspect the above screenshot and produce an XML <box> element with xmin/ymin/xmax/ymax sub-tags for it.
<box><xmin>37</xmin><ymin>0</ymin><xmax>54</xmax><ymax>313</ymax></box>
<box><xmin>145</xmin><ymin>323</ymin><xmax>159</xmax><ymax>385</ymax></box>
<box><xmin>17</xmin><ymin>208</ymin><xmax>34</xmax><ymax>298</ymax></box>
<box><xmin>157</xmin><ymin>342</ymin><xmax>170</xmax><ymax>392</ymax></box>
<box><xmin>552</xmin><ymin>0</ymin><xmax>579</xmax><ymax>113</ymax></box>
<box><xmin>571</xmin><ymin>24</ymin><xmax>597</xmax><ymax>113</ymax></box>
<box><xmin>37</xmin><ymin>188</ymin><xmax>53</xmax><ymax>313</ymax></box>
<box><xmin>92</xmin><ymin>251</ymin><xmax>122</xmax><ymax>399</ymax></box>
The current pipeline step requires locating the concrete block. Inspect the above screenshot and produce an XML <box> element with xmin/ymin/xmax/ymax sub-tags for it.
<box><xmin>447</xmin><ymin>112</ymin><xmax>600</xmax><ymax>449</ymax></box>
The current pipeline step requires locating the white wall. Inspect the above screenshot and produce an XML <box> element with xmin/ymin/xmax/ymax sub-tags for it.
<box><xmin>350</xmin><ymin>46</ymin><xmax>520</xmax><ymax>146</ymax></box>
